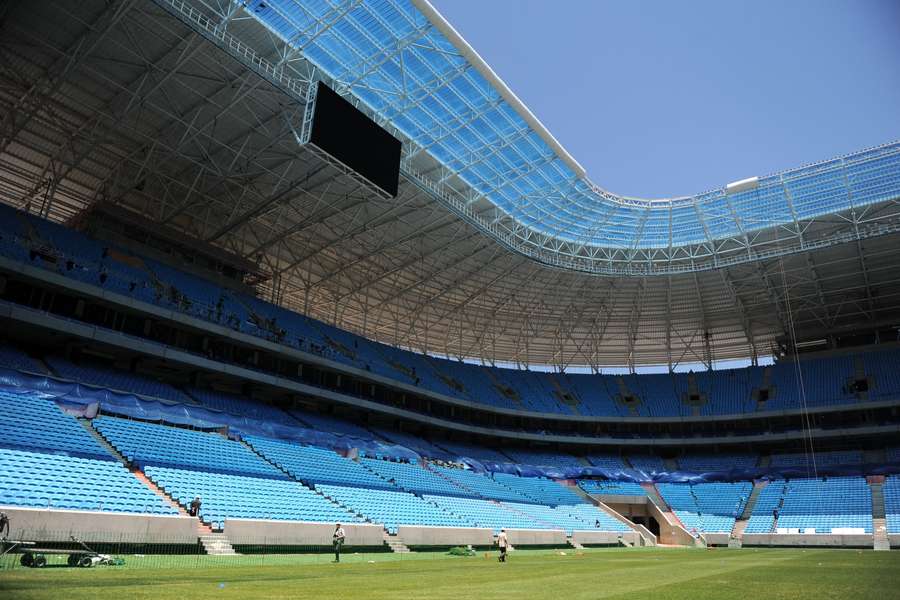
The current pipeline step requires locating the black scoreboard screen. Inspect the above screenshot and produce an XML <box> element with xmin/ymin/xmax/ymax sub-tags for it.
<box><xmin>309</xmin><ymin>82</ymin><xmax>402</xmax><ymax>198</ymax></box>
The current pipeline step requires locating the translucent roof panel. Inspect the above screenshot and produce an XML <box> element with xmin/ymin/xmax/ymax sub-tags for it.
<box><xmin>241</xmin><ymin>0</ymin><xmax>900</xmax><ymax>250</ymax></box>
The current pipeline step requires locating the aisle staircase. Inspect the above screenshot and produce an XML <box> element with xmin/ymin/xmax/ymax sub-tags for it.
<box><xmin>869</xmin><ymin>476</ymin><xmax>890</xmax><ymax>551</ymax></box>
<box><xmin>728</xmin><ymin>481</ymin><xmax>767</xmax><ymax>547</ymax></box>
<box><xmin>199</xmin><ymin>529</ymin><xmax>238</xmax><ymax>555</ymax></box>
<box><xmin>383</xmin><ymin>531</ymin><xmax>411</xmax><ymax>553</ymax></box>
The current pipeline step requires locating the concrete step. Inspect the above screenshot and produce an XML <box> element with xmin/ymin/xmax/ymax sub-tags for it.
<box><xmin>199</xmin><ymin>531</ymin><xmax>239</xmax><ymax>556</ymax></box>
<box><xmin>383</xmin><ymin>532</ymin><xmax>411</xmax><ymax>553</ymax></box>
<box><xmin>873</xmin><ymin>517</ymin><xmax>890</xmax><ymax>551</ymax></box>
<box><xmin>568</xmin><ymin>537</ymin><xmax>584</xmax><ymax>550</ymax></box>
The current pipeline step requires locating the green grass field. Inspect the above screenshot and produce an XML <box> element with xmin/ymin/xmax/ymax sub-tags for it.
<box><xmin>1</xmin><ymin>547</ymin><xmax>899</xmax><ymax>600</ymax></box>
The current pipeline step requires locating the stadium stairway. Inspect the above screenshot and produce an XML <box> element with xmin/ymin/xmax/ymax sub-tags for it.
<box><xmin>383</xmin><ymin>531</ymin><xmax>411</xmax><ymax>553</ymax></box>
<box><xmin>199</xmin><ymin>531</ymin><xmax>238</xmax><ymax>556</ymax></box>
<box><xmin>729</xmin><ymin>480</ymin><xmax>767</xmax><ymax>548</ymax></box>
<box><xmin>641</xmin><ymin>483</ymin><xmax>700</xmax><ymax>547</ymax></box>
<box><xmin>869</xmin><ymin>476</ymin><xmax>891</xmax><ymax>551</ymax></box>
<box><xmin>79</xmin><ymin>418</ymin><xmax>128</xmax><ymax>462</ymax></box>
<box><xmin>565</xmin><ymin>482</ymin><xmax>656</xmax><ymax>546</ymax></box>
<box><xmin>80</xmin><ymin>417</ymin><xmax>194</xmax><ymax>517</ymax></box>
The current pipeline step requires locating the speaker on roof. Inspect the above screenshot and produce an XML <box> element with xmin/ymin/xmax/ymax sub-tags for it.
<box><xmin>307</xmin><ymin>81</ymin><xmax>402</xmax><ymax>198</ymax></box>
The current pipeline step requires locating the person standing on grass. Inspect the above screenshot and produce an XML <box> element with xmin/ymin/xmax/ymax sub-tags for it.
<box><xmin>333</xmin><ymin>523</ymin><xmax>346</xmax><ymax>563</ymax></box>
<box><xmin>497</xmin><ymin>528</ymin><xmax>509</xmax><ymax>562</ymax></box>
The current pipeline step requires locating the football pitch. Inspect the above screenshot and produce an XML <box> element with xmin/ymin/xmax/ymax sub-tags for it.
<box><xmin>1</xmin><ymin>547</ymin><xmax>899</xmax><ymax>600</ymax></box>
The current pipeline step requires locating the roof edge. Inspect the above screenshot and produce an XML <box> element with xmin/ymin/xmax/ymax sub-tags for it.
<box><xmin>411</xmin><ymin>0</ymin><xmax>587</xmax><ymax>179</ymax></box>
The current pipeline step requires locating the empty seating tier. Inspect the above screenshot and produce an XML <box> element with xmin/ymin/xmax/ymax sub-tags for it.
<box><xmin>0</xmin><ymin>447</ymin><xmax>177</xmax><ymax>514</ymax></box>
<box><xmin>579</xmin><ymin>480</ymin><xmax>647</xmax><ymax>497</ymax></box>
<box><xmin>93</xmin><ymin>417</ymin><xmax>283</xmax><ymax>478</ymax></box>
<box><xmin>317</xmin><ymin>484</ymin><xmax>464</xmax><ymax>534</ymax></box>
<box><xmin>0</xmin><ymin>390</ymin><xmax>110</xmax><ymax>458</ymax></box>
<box><xmin>145</xmin><ymin>466</ymin><xmax>355</xmax><ymax>530</ymax></box>
<box><xmin>776</xmin><ymin>477</ymin><xmax>872</xmax><ymax>533</ymax></box>
<box><xmin>492</xmin><ymin>473</ymin><xmax>587</xmax><ymax>506</ymax></box>
<box><xmin>245</xmin><ymin>436</ymin><xmax>390</xmax><ymax>489</ymax></box>
<box><xmin>361</xmin><ymin>458</ymin><xmax>471</xmax><ymax>497</ymax></box>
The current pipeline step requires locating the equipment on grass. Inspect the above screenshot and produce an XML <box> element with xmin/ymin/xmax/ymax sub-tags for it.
<box><xmin>2</xmin><ymin>536</ymin><xmax>125</xmax><ymax>568</ymax></box>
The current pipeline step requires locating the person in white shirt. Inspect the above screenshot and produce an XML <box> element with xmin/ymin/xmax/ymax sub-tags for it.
<box><xmin>497</xmin><ymin>528</ymin><xmax>509</xmax><ymax>562</ymax></box>
<box><xmin>333</xmin><ymin>523</ymin><xmax>346</xmax><ymax>562</ymax></box>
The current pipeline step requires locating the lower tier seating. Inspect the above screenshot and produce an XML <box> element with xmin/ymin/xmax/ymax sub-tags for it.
<box><xmin>0</xmin><ymin>447</ymin><xmax>177</xmax><ymax>514</ymax></box>
<box><xmin>885</xmin><ymin>477</ymin><xmax>900</xmax><ymax>534</ymax></box>
<box><xmin>93</xmin><ymin>417</ymin><xmax>283</xmax><ymax>478</ymax></box>
<box><xmin>492</xmin><ymin>473</ymin><xmax>586</xmax><ymax>506</ymax></box>
<box><xmin>316</xmin><ymin>484</ymin><xmax>464</xmax><ymax>534</ymax></box>
<box><xmin>244</xmin><ymin>436</ymin><xmax>389</xmax><ymax>488</ymax></box>
<box><xmin>776</xmin><ymin>477</ymin><xmax>872</xmax><ymax>533</ymax></box>
<box><xmin>0</xmin><ymin>390</ymin><xmax>110</xmax><ymax>458</ymax></box>
<box><xmin>144</xmin><ymin>466</ymin><xmax>356</xmax><ymax>530</ymax></box>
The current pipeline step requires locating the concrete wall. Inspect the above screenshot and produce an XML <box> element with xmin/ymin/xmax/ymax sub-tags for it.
<box><xmin>571</xmin><ymin>530</ymin><xmax>636</xmax><ymax>546</ymax></box>
<box><xmin>224</xmin><ymin>519</ymin><xmax>384</xmax><ymax>546</ymax></box>
<box><xmin>702</xmin><ymin>533</ymin><xmax>731</xmax><ymax>546</ymax></box>
<box><xmin>505</xmin><ymin>529</ymin><xmax>566</xmax><ymax>546</ymax></box>
<box><xmin>596</xmin><ymin>495</ymin><xmax>647</xmax><ymax>506</ymax></box>
<box><xmin>0</xmin><ymin>506</ymin><xmax>197</xmax><ymax>543</ymax></box>
<box><xmin>743</xmin><ymin>533</ymin><xmax>874</xmax><ymax>547</ymax></box>
<box><xmin>397</xmin><ymin>525</ymin><xmax>494</xmax><ymax>547</ymax></box>
<box><xmin>888</xmin><ymin>534</ymin><xmax>899</xmax><ymax>548</ymax></box>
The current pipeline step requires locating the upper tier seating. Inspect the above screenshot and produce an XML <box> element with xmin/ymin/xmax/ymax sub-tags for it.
<box><xmin>677</xmin><ymin>453</ymin><xmax>759</xmax><ymax>472</ymax></box>
<box><xmin>145</xmin><ymin>466</ymin><xmax>355</xmax><ymax>530</ymax></box>
<box><xmin>776</xmin><ymin>477</ymin><xmax>872</xmax><ymax>533</ymax></box>
<box><xmin>93</xmin><ymin>417</ymin><xmax>283</xmax><ymax>478</ymax></box>
<box><xmin>0</xmin><ymin>343</ymin><xmax>43</xmax><ymax>373</ymax></box>
<box><xmin>433</xmin><ymin>440</ymin><xmax>511</xmax><ymax>463</ymax></box>
<box><xmin>0</xmin><ymin>447</ymin><xmax>177</xmax><ymax>514</ymax></box>
<box><xmin>3</xmin><ymin>206</ymin><xmax>899</xmax><ymax>420</ymax></box>
<box><xmin>657</xmin><ymin>482</ymin><xmax>752</xmax><ymax>533</ymax></box>
<box><xmin>289</xmin><ymin>408</ymin><xmax>375</xmax><ymax>439</ymax></box>
<box><xmin>501</xmin><ymin>449</ymin><xmax>584</xmax><ymax>469</ymax></box>
<box><xmin>432</xmin><ymin>466</ymin><xmax>534</xmax><ymax>503</ymax></box>
<box><xmin>578</xmin><ymin>480</ymin><xmax>647</xmax><ymax>497</ymax></box>
<box><xmin>769</xmin><ymin>450</ymin><xmax>864</xmax><ymax>468</ymax></box>
<box><xmin>186</xmin><ymin>388</ymin><xmax>291</xmax><ymax>423</ymax></box>
<box><xmin>885</xmin><ymin>477</ymin><xmax>900</xmax><ymax>534</ymax></box>
<box><xmin>360</xmin><ymin>458</ymin><xmax>469</xmax><ymax>497</ymax></box>
<box><xmin>585</xmin><ymin>454</ymin><xmax>629</xmax><ymax>470</ymax></box>
<box><xmin>628</xmin><ymin>455</ymin><xmax>668</xmax><ymax>473</ymax></box>
<box><xmin>491</xmin><ymin>473</ymin><xmax>586</xmax><ymax>506</ymax></box>
<box><xmin>0</xmin><ymin>390</ymin><xmax>110</xmax><ymax>458</ymax></box>
<box><xmin>365</xmin><ymin>426</ymin><xmax>450</xmax><ymax>459</ymax></box>
<box><xmin>47</xmin><ymin>357</ymin><xmax>191</xmax><ymax>404</ymax></box>
<box><xmin>316</xmin><ymin>484</ymin><xmax>464</xmax><ymax>534</ymax></box>
<box><xmin>244</xmin><ymin>436</ymin><xmax>389</xmax><ymax>488</ymax></box>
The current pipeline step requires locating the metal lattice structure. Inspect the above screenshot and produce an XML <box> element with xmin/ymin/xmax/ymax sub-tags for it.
<box><xmin>1</xmin><ymin>0</ymin><xmax>900</xmax><ymax>370</ymax></box>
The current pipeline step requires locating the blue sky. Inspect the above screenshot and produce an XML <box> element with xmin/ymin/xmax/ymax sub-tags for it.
<box><xmin>430</xmin><ymin>0</ymin><xmax>900</xmax><ymax>198</ymax></box>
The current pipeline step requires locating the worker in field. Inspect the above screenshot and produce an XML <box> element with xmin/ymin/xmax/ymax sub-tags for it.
<box><xmin>189</xmin><ymin>496</ymin><xmax>202</xmax><ymax>517</ymax></box>
<box><xmin>333</xmin><ymin>523</ymin><xmax>346</xmax><ymax>563</ymax></box>
<box><xmin>497</xmin><ymin>528</ymin><xmax>509</xmax><ymax>562</ymax></box>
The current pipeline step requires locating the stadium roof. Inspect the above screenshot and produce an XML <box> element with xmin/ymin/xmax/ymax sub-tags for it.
<box><xmin>2</xmin><ymin>0</ymin><xmax>900</xmax><ymax>369</ymax></box>
<box><xmin>239</xmin><ymin>0</ymin><xmax>900</xmax><ymax>270</ymax></box>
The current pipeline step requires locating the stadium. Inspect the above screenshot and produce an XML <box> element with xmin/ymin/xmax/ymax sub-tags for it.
<box><xmin>0</xmin><ymin>0</ymin><xmax>898</xmax><ymax>598</ymax></box>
